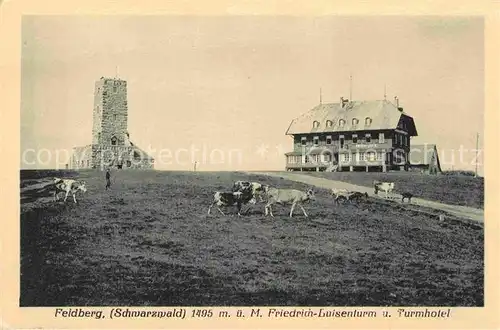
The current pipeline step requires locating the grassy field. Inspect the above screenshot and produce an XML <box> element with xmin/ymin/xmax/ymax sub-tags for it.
<box><xmin>20</xmin><ymin>170</ymin><xmax>483</xmax><ymax>306</ymax></box>
<box><xmin>304</xmin><ymin>172</ymin><xmax>484</xmax><ymax>209</ymax></box>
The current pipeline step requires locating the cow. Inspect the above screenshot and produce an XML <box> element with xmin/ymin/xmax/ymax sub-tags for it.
<box><xmin>373</xmin><ymin>180</ymin><xmax>395</xmax><ymax>199</ymax></box>
<box><xmin>331</xmin><ymin>188</ymin><xmax>368</xmax><ymax>204</ymax></box>
<box><xmin>263</xmin><ymin>186</ymin><xmax>315</xmax><ymax>218</ymax></box>
<box><xmin>207</xmin><ymin>188</ymin><xmax>256</xmax><ymax>216</ymax></box>
<box><xmin>53</xmin><ymin>178</ymin><xmax>87</xmax><ymax>203</ymax></box>
<box><xmin>330</xmin><ymin>188</ymin><xmax>349</xmax><ymax>204</ymax></box>
<box><xmin>233</xmin><ymin>180</ymin><xmax>267</xmax><ymax>202</ymax></box>
<box><xmin>401</xmin><ymin>192</ymin><xmax>414</xmax><ymax>203</ymax></box>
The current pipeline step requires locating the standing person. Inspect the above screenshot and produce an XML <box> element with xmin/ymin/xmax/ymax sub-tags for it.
<box><xmin>105</xmin><ymin>168</ymin><xmax>111</xmax><ymax>190</ymax></box>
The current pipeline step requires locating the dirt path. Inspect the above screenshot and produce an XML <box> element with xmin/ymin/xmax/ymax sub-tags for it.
<box><xmin>249</xmin><ymin>172</ymin><xmax>484</xmax><ymax>223</ymax></box>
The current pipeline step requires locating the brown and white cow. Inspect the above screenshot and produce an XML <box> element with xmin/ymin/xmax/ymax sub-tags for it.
<box><xmin>53</xmin><ymin>178</ymin><xmax>87</xmax><ymax>203</ymax></box>
<box><xmin>232</xmin><ymin>180</ymin><xmax>267</xmax><ymax>202</ymax></box>
<box><xmin>207</xmin><ymin>187</ymin><xmax>256</xmax><ymax>216</ymax></box>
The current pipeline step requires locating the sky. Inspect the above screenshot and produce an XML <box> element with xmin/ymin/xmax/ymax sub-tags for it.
<box><xmin>21</xmin><ymin>16</ymin><xmax>484</xmax><ymax>174</ymax></box>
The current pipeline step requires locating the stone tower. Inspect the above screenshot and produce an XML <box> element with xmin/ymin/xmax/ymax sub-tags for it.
<box><xmin>68</xmin><ymin>77</ymin><xmax>154</xmax><ymax>170</ymax></box>
<box><xmin>92</xmin><ymin>78</ymin><xmax>131</xmax><ymax>146</ymax></box>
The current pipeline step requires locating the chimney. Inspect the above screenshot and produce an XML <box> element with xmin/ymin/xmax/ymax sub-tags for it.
<box><xmin>340</xmin><ymin>97</ymin><xmax>349</xmax><ymax>108</ymax></box>
<box><xmin>394</xmin><ymin>96</ymin><xmax>403</xmax><ymax>112</ymax></box>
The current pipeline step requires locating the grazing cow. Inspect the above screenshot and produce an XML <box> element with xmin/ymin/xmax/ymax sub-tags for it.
<box><xmin>263</xmin><ymin>186</ymin><xmax>315</xmax><ymax>218</ymax></box>
<box><xmin>373</xmin><ymin>180</ymin><xmax>395</xmax><ymax>199</ymax></box>
<box><xmin>330</xmin><ymin>188</ymin><xmax>350</xmax><ymax>204</ymax></box>
<box><xmin>331</xmin><ymin>189</ymin><xmax>368</xmax><ymax>204</ymax></box>
<box><xmin>401</xmin><ymin>192</ymin><xmax>414</xmax><ymax>203</ymax></box>
<box><xmin>346</xmin><ymin>191</ymin><xmax>369</xmax><ymax>203</ymax></box>
<box><xmin>207</xmin><ymin>188</ymin><xmax>256</xmax><ymax>216</ymax></box>
<box><xmin>53</xmin><ymin>178</ymin><xmax>87</xmax><ymax>203</ymax></box>
<box><xmin>233</xmin><ymin>180</ymin><xmax>267</xmax><ymax>202</ymax></box>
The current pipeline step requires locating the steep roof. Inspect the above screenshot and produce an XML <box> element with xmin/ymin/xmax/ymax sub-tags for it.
<box><xmin>285</xmin><ymin>99</ymin><xmax>417</xmax><ymax>136</ymax></box>
<box><xmin>409</xmin><ymin>144</ymin><xmax>440</xmax><ymax>168</ymax></box>
<box><xmin>70</xmin><ymin>145</ymin><xmax>93</xmax><ymax>160</ymax></box>
<box><xmin>131</xmin><ymin>143</ymin><xmax>155</xmax><ymax>160</ymax></box>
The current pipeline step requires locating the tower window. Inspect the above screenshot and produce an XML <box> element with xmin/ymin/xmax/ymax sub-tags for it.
<box><xmin>113</xmin><ymin>86</ymin><xmax>117</xmax><ymax>93</ymax></box>
<box><xmin>113</xmin><ymin>114</ymin><xmax>117</xmax><ymax>121</ymax></box>
<box><xmin>111</xmin><ymin>136</ymin><xmax>117</xmax><ymax>145</ymax></box>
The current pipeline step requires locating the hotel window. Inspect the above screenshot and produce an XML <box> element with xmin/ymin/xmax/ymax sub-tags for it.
<box><xmin>326</xmin><ymin>120</ymin><xmax>333</xmax><ymax>128</ymax></box>
<box><xmin>365</xmin><ymin>133</ymin><xmax>372</xmax><ymax>143</ymax></box>
<box><xmin>366</xmin><ymin>151</ymin><xmax>376</xmax><ymax>161</ymax></box>
<box><xmin>324</xmin><ymin>154</ymin><xmax>332</xmax><ymax>162</ymax></box>
<box><xmin>326</xmin><ymin>135</ymin><xmax>332</xmax><ymax>145</ymax></box>
<box><xmin>376</xmin><ymin>152</ymin><xmax>383</xmax><ymax>160</ymax></box>
<box><xmin>352</xmin><ymin>118</ymin><xmax>359</xmax><ymax>126</ymax></box>
<box><xmin>339</xmin><ymin>119</ymin><xmax>346</xmax><ymax>127</ymax></box>
<box><xmin>379</xmin><ymin>133</ymin><xmax>385</xmax><ymax>143</ymax></box>
<box><xmin>359</xmin><ymin>152</ymin><xmax>365</xmax><ymax>161</ymax></box>
<box><xmin>352</xmin><ymin>134</ymin><xmax>358</xmax><ymax>144</ymax></box>
<box><xmin>313</xmin><ymin>121</ymin><xmax>320</xmax><ymax>128</ymax></box>
<box><xmin>304</xmin><ymin>155</ymin><xmax>310</xmax><ymax>163</ymax></box>
<box><xmin>365</xmin><ymin>117</ymin><xmax>372</xmax><ymax>126</ymax></box>
<box><xmin>301</xmin><ymin>137</ymin><xmax>307</xmax><ymax>146</ymax></box>
<box><xmin>313</xmin><ymin>136</ymin><xmax>319</xmax><ymax>146</ymax></box>
<box><xmin>341</xmin><ymin>153</ymin><xmax>350</xmax><ymax>162</ymax></box>
<box><xmin>339</xmin><ymin>135</ymin><xmax>345</xmax><ymax>149</ymax></box>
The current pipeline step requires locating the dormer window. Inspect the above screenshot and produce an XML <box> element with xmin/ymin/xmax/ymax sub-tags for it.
<box><xmin>301</xmin><ymin>137</ymin><xmax>307</xmax><ymax>146</ymax></box>
<box><xmin>313</xmin><ymin>136</ymin><xmax>319</xmax><ymax>146</ymax></box>
<box><xmin>313</xmin><ymin>121</ymin><xmax>320</xmax><ymax>128</ymax></box>
<box><xmin>326</xmin><ymin>120</ymin><xmax>333</xmax><ymax>128</ymax></box>
<box><xmin>352</xmin><ymin>118</ymin><xmax>359</xmax><ymax>126</ymax></box>
<box><xmin>365</xmin><ymin>117</ymin><xmax>372</xmax><ymax>126</ymax></box>
<box><xmin>339</xmin><ymin>119</ymin><xmax>346</xmax><ymax>127</ymax></box>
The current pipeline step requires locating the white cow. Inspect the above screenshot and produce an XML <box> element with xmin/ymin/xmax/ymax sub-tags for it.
<box><xmin>373</xmin><ymin>180</ymin><xmax>395</xmax><ymax>199</ymax></box>
<box><xmin>263</xmin><ymin>186</ymin><xmax>315</xmax><ymax>218</ymax></box>
<box><xmin>53</xmin><ymin>178</ymin><xmax>87</xmax><ymax>203</ymax></box>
